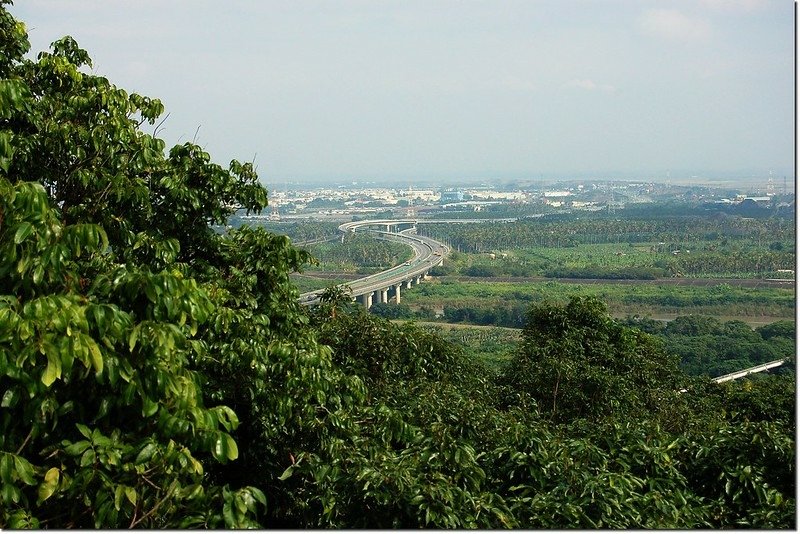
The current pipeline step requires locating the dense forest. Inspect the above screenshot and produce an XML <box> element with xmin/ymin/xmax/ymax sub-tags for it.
<box><xmin>0</xmin><ymin>5</ymin><xmax>795</xmax><ymax>528</ymax></box>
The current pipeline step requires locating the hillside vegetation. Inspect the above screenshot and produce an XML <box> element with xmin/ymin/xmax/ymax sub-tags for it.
<box><xmin>0</xmin><ymin>6</ymin><xmax>794</xmax><ymax>528</ymax></box>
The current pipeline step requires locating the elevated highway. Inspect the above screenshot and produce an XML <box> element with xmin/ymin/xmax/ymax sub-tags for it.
<box><xmin>338</xmin><ymin>219</ymin><xmax>418</xmax><ymax>234</ymax></box>
<box><xmin>711</xmin><ymin>359</ymin><xmax>788</xmax><ymax>384</ymax></box>
<box><xmin>299</xmin><ymin>219</ymin><xmax>449</xmax><ymax>308</ymax></box>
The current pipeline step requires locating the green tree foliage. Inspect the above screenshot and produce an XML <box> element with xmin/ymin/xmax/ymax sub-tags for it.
<box><xmin>0</xmin><ymin>4</ymin><xmax>793</xmax><ymax>528</ymax></box>
<box><xmin>623</xmin><ymin>315</ymin><xmax>796</xmax><ymax>377</ymax></box>
<box><xmin>232</xmin><ymin>220</ymin><xmax>341</xmax><ymax>243</ymax></box>
<box><xmin>0</xmin><ymin>5</ymin><xmax>323</xmax><ymax>527</ymax></box>
<box><xmin>500</xmin><ymin>297</ymin><xmax>689</xmax><ymax>427</ymax></box>
<box><xmin>306</xmin><ymin>307</ymin><xmax>518</xmax><ymax>528</ymax></box>
<box><xmin>307</xmin><ymin>233</ymin><xmax>413</xmax><ymax>273</ymax></box>
<box><xmin>678</xmin><ymin>419</ymin><xmax>795</xmax><ymax>527</ymax></box>
<box><xmin>486</xmin><ymin>419</ymin><xmax>713</xmax><ymax>528</ymax></box>
<box><xmin>0</xmin><ymin>162</ymin><xmax>258</xmax><ymax>528</ymax></box>
<box><xmin>756</xmin><ymin>319</ymin><xmax>795</xmax><ymax>341</ymax></box>
<box><xmin>490</xmin><ymin>299</ymin><xmax>794</xmax><ymax>528</ymax></box>
<box><xmin>421</xmin><ymin>215</ymin><xmax>794</xmax><ymax>254</ymax></box>
<box><xmin>368</xmin><ymin>301</ymin><xmax>414</xmax><ymax>320</ymax></box>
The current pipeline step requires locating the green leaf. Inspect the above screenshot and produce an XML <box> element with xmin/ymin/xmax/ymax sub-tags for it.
<box><xmin>0</xmin><ymin>454</ymin><xmax>12</xmax><ymax>483</ymax></box>
<box><xmin>278</xmin><ymin>465</ymin><xmax>294</xmax><ymax>481</ymax></box>
<box><xmin>32</xmin><ymin>265</ymin><xmax>44</xmax><ymax>285</ymax></box>
<box><xmin>249</xmin><ymin>487</ymin><xmax>267</xmax><ymax>507</ymax></box>
<box><xmin>87</xmin><ymin>337</ymin><xmax>103</xmax><ymax>373</ymax></box>
<box><xmin>212</xmin><ymin>434</ymin><xmax>227</xmax><ymax>462</ymax></box>
<box><xmin>1</xmin><ymin>389</ymin><xmax>18</xmax><ymax>408</ymax></box>
<box><xmin>225</xmin><ymin>434</ymin><xmax>238</xmax><ymax>461</ymax></box>
<box><xmin>128</xmin><ymin>325</ymin><xmax>139</xmax><ymax>352</ymax></box>
<box><xmin>114</xmin><ymin>485</ymin><xmax>124</xmax><ymax>511</ymax></box>
<box><xmin>64</xmin><ymin>440</ymin><xmax>91</xmax><ymax>456</ymax></box>
<box><xmin>41</xmin><ymin>354</ymin><xmax>60</xmax><ymax>386</ymax></box>
<box><xmin>80</xmin><ymin>448</ymin><xmax>96</xmax><ymax>467</ymax></box>
<box><xmin>38</xmin><ymin>467</ymin><xmax>60</xmax><ymax>502</ymax></box>
<box><xmin>212</xmin><ymin>433</ymin><xmax>239</xmax><ymax>462</ymax></box>
<box><xmin>125</xmin><ymin>486</ymin><xmax>137</xmax><ymax>506</ymax></box>
<box><xmin>14</xmin><ymin>456</ymin><xmax>36</xmax><ymax>486</ymax></box>
<box><xmin>141</xmin><ymin>396</ymin><xmax>158</xmax><ymax>417</ymax></box>
<box><xmin>135</xmin><ymin>443</ymin><xmax>157</xmax><ymax>465</ymax></box>
<box><xmin>13</xmin><ymin>222</ymin><xmax>33</xmax><ymax>244</ymax></box>
<box><xmin>2</xmin><ymin>483</ymin><xmax>21</xmax><ymax>505</ymax></box>
<box><xmin>222</xmin><ymin>499</ymin><xmax>235</xmax><ymax>527</ymax></box>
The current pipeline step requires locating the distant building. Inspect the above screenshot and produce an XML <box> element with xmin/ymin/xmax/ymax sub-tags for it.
<box><xmin>440</xmin><ymin>189</ymin><xmax>464</xmax><ymax>203</ymax></box>
<box><xmin>742</xmin><ymin>196</ymin><xmax>772</xmax><ymax>205</ymax></box>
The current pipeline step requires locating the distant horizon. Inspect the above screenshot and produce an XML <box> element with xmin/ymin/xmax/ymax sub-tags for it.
<box><xmin>264</xmin><ymin>169</ymin><xmax>795</xmax><ymax>189</ymax></box>
<box><xmin>255</xmin><ymin>165</ymin><xmax>795</xmax><ymax>187</ymax></box>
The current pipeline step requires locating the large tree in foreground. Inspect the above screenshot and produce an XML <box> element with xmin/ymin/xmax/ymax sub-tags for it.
<box><xmin>0</xmin><ymin>2</ymin><xmax>353</xmax><ymax>527</ymax></box>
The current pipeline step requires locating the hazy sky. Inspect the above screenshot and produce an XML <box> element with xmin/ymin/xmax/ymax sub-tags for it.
<box><xmin>10</xmin><ymin>0</ymin><xmax>795</xmax><ymax>184</ymax></box>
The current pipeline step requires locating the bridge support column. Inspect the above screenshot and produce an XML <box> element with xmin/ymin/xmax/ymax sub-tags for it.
<box><xmin>359</xmin><ymin>293</ymin><xmax>372</xmax><ymax>309</ymax></box>
<box><xmin>394</xmin><ymin>283</ymin><xmax>402</xmax><ymax>304</ymax></box>
<box><xmin>415</xmin><ymin>275</ymin><xmax>421</xmax><ymax>285</ymax></box>
<box><xmin>405</xmin><ymin>280</ymin><xmax>412</xmax><ymax>289</ymax></box>
<box><xmin>379</xmin><ymin>288</ymin><xmax>388</xmax><ymax>304</ymax></box>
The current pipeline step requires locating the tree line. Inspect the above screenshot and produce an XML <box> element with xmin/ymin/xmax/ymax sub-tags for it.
<box><xmin>419</xmin><ymin>216</ymin><xmax>794</xmax><ymax>254</ymax></box>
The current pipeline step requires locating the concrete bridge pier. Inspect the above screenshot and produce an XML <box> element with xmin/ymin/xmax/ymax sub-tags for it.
<box><xmin>405</xmin><ymin>279</ymin><xmax>412</xmax><ymax>289</ymax></box>
<box><xmin>359</xmin><ymin>292</ymin><xmax>373</xmax><ymax>308</ymax></box>
<box><xmin>379</xmin><ymin>288</ymin><xmax>388</xmax><ymax>304</ymax></box>
<box><xmin>394</xmin><ymin>283</ymin><xmax>402</xmax><ymax>304</ymax></box>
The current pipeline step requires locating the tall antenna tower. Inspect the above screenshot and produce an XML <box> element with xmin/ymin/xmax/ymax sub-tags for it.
<box><xmin>767</xmin><ymin>170</ymin><xmax>775</xmax><ymax>196</ymax></box>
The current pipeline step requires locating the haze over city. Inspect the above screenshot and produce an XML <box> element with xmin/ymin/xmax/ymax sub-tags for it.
<box><xmin>12</xmin><ymin>0</ymin><xmax>794</xmax><ymax>185</ymax></box>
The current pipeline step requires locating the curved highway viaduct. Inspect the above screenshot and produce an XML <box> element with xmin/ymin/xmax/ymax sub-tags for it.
<box><xmin>299</xmin><ymin>219</ymin><xmax>449</xmax><ymax>308</ymax></box>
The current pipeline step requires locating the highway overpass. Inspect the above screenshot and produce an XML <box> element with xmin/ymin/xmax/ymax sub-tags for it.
<box><xmin>711</xmin><ymin>359</ymin><xmax>788</xmax><ymax>384</ymax></box>
<box><xmin>299</xmin><ymin>219</ymin><xmax>449</xmax><ymax>308</ymax></box>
